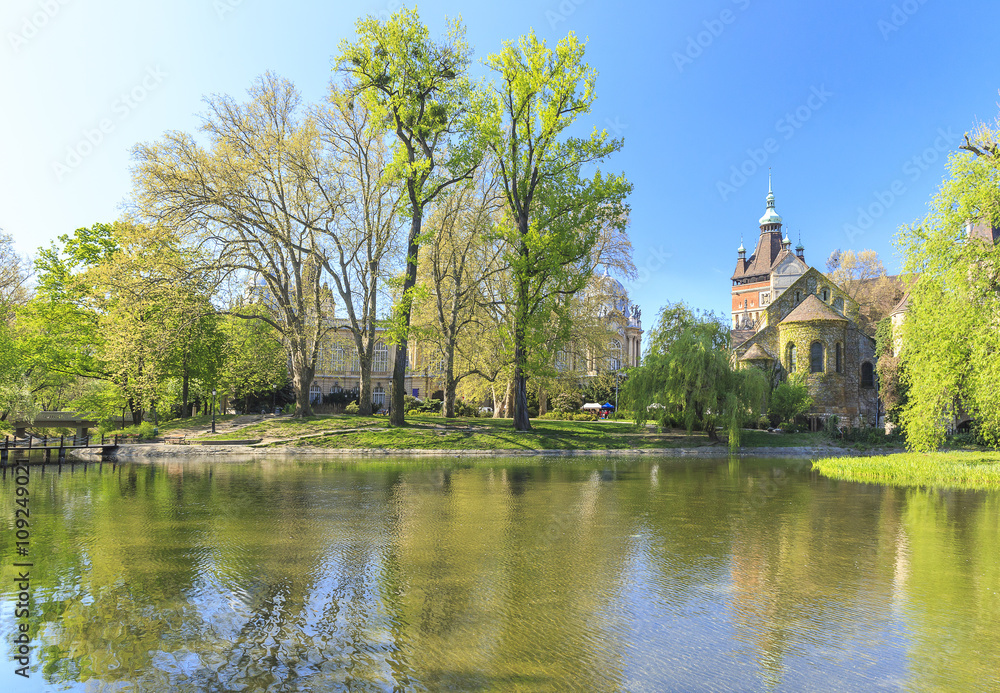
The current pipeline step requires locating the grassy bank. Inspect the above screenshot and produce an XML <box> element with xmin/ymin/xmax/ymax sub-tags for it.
<box><xmin>812</xmin><ymin>451</ymin><xmax>1000</xmax><ymax>490</ymax></box>
<box><xmin>171</xmin><ymin>413</ymin><xmax>847</xmax><ymax>452</ymax></box>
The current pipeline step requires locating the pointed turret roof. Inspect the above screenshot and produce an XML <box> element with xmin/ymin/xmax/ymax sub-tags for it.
<box><xmin>758</xmin><ymin>172</ymin><xmax>783</xmax><ymax>227</ymax></box>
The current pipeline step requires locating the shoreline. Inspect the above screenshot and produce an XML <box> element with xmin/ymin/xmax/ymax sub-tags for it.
<box><xmin>70</xmin><ymin>443</ymin><xmax>871</xmax><ymax>461</ymax></box>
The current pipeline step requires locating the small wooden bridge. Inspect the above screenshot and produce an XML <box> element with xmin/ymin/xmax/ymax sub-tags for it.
<box><xmin>1</xmin><ymin>434</ymin><xmax>118</xmax><ymax>464</ymax></box>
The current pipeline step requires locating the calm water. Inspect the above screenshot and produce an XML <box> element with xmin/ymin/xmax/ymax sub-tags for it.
<box><xmin>0</xmin><ymin>456</ymin><xmax>998</xmax><ymax>692</ymax></box>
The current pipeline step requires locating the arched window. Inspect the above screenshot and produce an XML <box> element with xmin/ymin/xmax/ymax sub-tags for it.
<box><xmin>331</xmin><ymin>345</ymin><xmax>345</xmax><ymax>371</ymax></box>
<box><xmin>821</xmin><ymin>288</ymin><xmax>830</xmax><ymax>302</ymax></box>
<box><xmin>373</xmin><ymin>341</ymin><xmax>389</xmax><ymax>373</ymax></box>
<box><xmin>795</xmin><ymin>290</ymin><xmax>802</xmax><ymax>304</ymax></box>
<box><xmin>609</xmin><ymin>339</ymin><xmax>622</xmax><ymax>371</ymax></box>
<box><xmin>835</xmin><ymin>343</ymin><xmax>843</xmax><ymax>373</ymax></box>
<box><xmin>372</xmin><ymin>384</ymin><xmax>385</xmax><ymax>408</ymax></box>
<box><xmin>786</xmin><ymin>342</ymin><xmax>797</xmax><ymax>373</ymax></box>
<box><xmin>309</xmin><ymin>382</ymin><xmax>322</xmax><ymax>404</ymax></box>
<box><xmin>810</xmin><ymin>342</ymin><xmax>825</xmax><ymax>373</ymax></box>
<box><xmin>861</xmin><ymin>362</ymin><xmax>875</xmax><ymax>388</ymax></box>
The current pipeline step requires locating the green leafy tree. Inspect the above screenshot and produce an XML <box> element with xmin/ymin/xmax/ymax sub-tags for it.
<box><xmin>897</xmin><ymin>115</ymin><xmax>1000</xmax><ymax>450</ymax></box>
<box><xmin>621</xmin><ymin>303</ymin><xmax>769</xmax><ymax>451</ymax></box>
<box><xmin>23</xmin><ymin>222</ymin><xmax>222</xmax><ymax>424</ymax></box>
<box><xmin>218</xmin><ymin>308</ymin><xmax>287</xmax><ymax>408</ymax></box>
<box><xmin>314</xmin><ymin>88</ymin><xmax>405</xmax><ymax>416</ymax></box>
<box><xmin>132</xmin><ymin>74</ymin><xmax>340</xmax><ymax>417</ymax></box>
<box><xmin>338</xmin><ymin>8</ymin><xmax>482</xmax><ymax>426</ymax></box>
<box><xmin>767</xmin><ymin>376</ymin><xmax>813</xmax><ymax>427</ymax></box>
<box><xmin>481</xmin><ymin>30</ymin><xmax>632</xmax><ymax>431</ymax></box>
<box><xmin>874</xmin><ymin>317</ymin><xmax>907</xmax><ymax>425</ymax></box>
<box><xmin>413</xmin><ymin>170</ymin><xmax>506</xmax><ymax>417</ymax></box>
<box><xmin>0</xmin><ymin>232</ymin><xmax>33</xmax><ymax>424</ymax></box>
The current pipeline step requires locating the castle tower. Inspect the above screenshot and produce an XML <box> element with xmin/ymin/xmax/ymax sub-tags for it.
<box><xmin>730</xmin><ymin>175</ymin><xmax>809</xmax><ymax>345</ymax></box>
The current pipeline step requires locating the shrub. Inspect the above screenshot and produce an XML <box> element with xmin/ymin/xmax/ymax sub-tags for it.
<box><xmin>768</xmin><ymin>378</ymin><xmax>813</xmax><ymax>427</ymax></box>
<box><xmin>453</xmin><ymin>399</ymin><xmax>478</xmax><ymax>417</ymax></box>
<box><xmin>553</xmin><ymin>392</ymin><xmax>582</xmax><ymax>414</ymax></box>
<box><xmin>403</xmin><ymin>394</ymin><xmax>423</xmax><ymax>413</ymax></box>
<box><xmin>345</xmin><ymin>402</ymin><xmax>360</xmax><ymax>415</ymax></box>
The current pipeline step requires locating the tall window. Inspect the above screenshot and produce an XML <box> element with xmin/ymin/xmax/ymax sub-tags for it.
<box><xmin>309</xmin><ymin>382</ymin><xmax>322</xmax><ymax>404</ymax></box>
<box><xmin>555</xmin><ymin>350</ymin><xmax>570</xmax><ymax>372</ymax></box>
<box><xmin>861</xmin><ymin>362</ymin><xmax>874</xmax><ymax>388</ymax></box>
<box><xmin>373</xmin><ymin>342</ymin><xmax>389</xmax><ymax>373</ymax></box>
<box><xmin>373</xmin><ymin>384</ymin><xmax>385</xmax><ymax>408</ymax></box>
<box><xmin>835</xmin><ymin>343</ymin><xmax>843</xmax><ymax>373</ymax></box>
<box><xmin>795</xmin><ymin>290</ymin><xmax>802</xmax><ymax>304</ymax></box>
<box><xmin>609</xmin><ymin>339</ymin><xmax>622</xmax><ymax>371</ymax></box>
<box><xmin>786</xmin><ymin>343</ymin><xmax>797</xmax><ymax>373</ymax></box>
<box><xmin>347</xmin><ymin>348</ymin><xmax>360</xmax><ymax>372</ymax></box>
<box><xmin>332</xmin><ymin>345</ymin><xmax>345</xmax><ymax>371</ymax></box>
<box><xmin>810</xmin><ymin>342</ymin><xmax>825</xmax><ymax>373</ymax></box>
<box><xmin>821</xmin><ymin>288</ymin><xmax>830</xmax><ymax>302</ymax></box>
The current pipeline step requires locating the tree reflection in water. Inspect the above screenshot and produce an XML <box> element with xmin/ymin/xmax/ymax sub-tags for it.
<box><xmin>1</xmin><ymin>459</ymin><xmax>998</xmax><ymax>691</ymax></box>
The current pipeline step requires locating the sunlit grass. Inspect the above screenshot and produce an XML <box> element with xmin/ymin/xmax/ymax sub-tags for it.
<box><xmin>166</xmin><ymin>412</ymin><xmax>854</xmax><ymax>452</ymax></box>
<box><xmin>812</xmin><ymin>451</ymin><xmax>1000</xmax><ymax>490</ymax></box>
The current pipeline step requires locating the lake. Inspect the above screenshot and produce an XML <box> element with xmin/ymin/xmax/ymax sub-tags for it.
<box><xmin>1</xmin><ymin>456</ymin><xmax>998</xmax><ymax>692</ymax></box>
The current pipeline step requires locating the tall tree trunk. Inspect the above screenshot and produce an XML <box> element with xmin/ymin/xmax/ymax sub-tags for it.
<box><xmin>492</xmin><ymin>383</ymin><xmax>501</xmax><ymax>419</ymax></box>
<box><xmin>181</xmin><ymin>351</ymin><xmax>190</xmax><ymax>417</ymax></box>
<box><xmin>390</xmin><ymin>205</ymin><xmax>423</xmax><ymax>427</ymax></box>
<box><xmin>503</xmin><ymin>379</ymin><xmax>515</xmax><ymax>419</ymax></box>
<box><xmin>290</xmin><ymin>349</ymin><xmax>315</xmax><ymax>417</ymax></box>
<box><xmin>512</xmin><ymin>274</ymin><xmax>532</xmax><ymax>431</ymax></box>
<box><xmin>358</xmin><ymin>355</ymin><xmax>373</xmax><ymax>416</ymax></box>
<box><xmin>444</xmin><ymin>343</ymin><xmax>456</xmax><ymax>418</ymax></box>
<box><xmin>538</xmin><ymin>387</ymin><xmax>547</xmax><ymax>416</ymax></box>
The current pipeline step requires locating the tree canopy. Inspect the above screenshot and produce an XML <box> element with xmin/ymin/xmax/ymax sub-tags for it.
<box><xmin>621</xmin><ymin>302</ymin><xmax>768</xmax><ymax>451</ymax></box>
<box><xmin>897</xmin><ymin>115</ymin><xmax>1000</xmax><ymax>450</ymax></box>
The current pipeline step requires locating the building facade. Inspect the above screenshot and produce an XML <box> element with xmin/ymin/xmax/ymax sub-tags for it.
<box><xmin>731</xmin><ymin>183</ymin><xmax>878</xmax><ymax>427</ymax></box>
<box><xmin>308</xmin><ymin>280</ymin><xmax>643</xmax><ymax>408</ymax></box>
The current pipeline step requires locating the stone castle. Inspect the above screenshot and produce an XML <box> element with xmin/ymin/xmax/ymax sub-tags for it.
<box><xmin>730</xmin><ymin>180</ymin><xmax>878</xmax><ymax>428</ymax></box>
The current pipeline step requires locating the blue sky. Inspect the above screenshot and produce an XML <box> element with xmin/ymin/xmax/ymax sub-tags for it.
<box><xmin>3</xmin><ymin>0</ymin><xmax>999</xmax><ymax>321</ymax></box>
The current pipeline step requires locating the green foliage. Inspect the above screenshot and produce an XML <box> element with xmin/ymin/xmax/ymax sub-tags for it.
<box><xmin>453</xmin><ymin>399</ymin><xmax>478</xmax><ymax>417</ymax></box>
<box><xmin>874</xmin><ymin>317</ymin><xmax>894</xmax><ymax>359</ymax></box>
<box><xmin>552</xmin><ymin>391</ymin><xmax>583</xmax><ymax>413</ymax></box>
<box><xmin>621</xmin><ymin>307</ymin><xmax>769</xmax><ymax>451</ymax></box>
<box><xmin>896</xmin><ymin>116</ymin><xmax>1000</xmax><ymax>451</ymax></box>
<box><xmin>345</xmin><ymin>402</ymin><xmax>360</xmax><ymax>415</ymax></box>
<box><xmin>768</xmin><ymin>376</ymin><xmax>813</xmax><ymax>427</ymax></box>
<box><xmin>480</xmin><ymin>29</ymin><xmax>632</xmax><ymax>430</ymax></box>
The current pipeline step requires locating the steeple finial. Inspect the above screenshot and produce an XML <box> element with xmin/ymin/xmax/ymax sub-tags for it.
<box><xmin>738</xmin><ymin>234</ymin><xmax>746</xmax><ymax>255</ymax></box>
<box><xmin>758</xmin><ymin>173</ymin><xmax>782</xmax><ymax>227</ymax></box>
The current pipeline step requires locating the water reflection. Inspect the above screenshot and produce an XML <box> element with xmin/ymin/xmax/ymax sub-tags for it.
<box><xmin>1</xmin><ymin>458</ymin><xmax>998</xmax><ymax>692</ymax></box>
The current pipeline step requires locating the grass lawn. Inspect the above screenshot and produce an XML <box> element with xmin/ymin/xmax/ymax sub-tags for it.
<box><xmin>812</xmin><ymin>450</ymin><xmax>1000</xmax><ymax>490</ymax></box>
<box><xmin>171</xmin><ymin>413</ymin><xmax>849</xmax><ymax>451</ymax></box>
<box><xmin>156</xmin><ymin>414</ymin><xmax>239</xmax><ymax>433</ymax></box>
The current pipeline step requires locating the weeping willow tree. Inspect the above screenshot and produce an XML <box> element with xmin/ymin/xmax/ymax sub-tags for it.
<box><xmin>897</xmin><ymin>115</ymin><xmax>1000</xmax><ymax>450</ymax></box>
<box><xmin>621</xmin><ymin>302</ymin><xmax>769</xmax><ymax>451</ymax></box>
